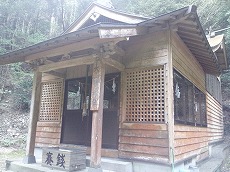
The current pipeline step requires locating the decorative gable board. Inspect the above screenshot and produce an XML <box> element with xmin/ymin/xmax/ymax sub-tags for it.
<box><xmin>79</xmin><ymin>15</ymin><xmax>124</xmax><ymax>30</ymax></box>
<box><xmin>64</xmin><ymin>3</ymin><xmax>148</xmax><ymax>34</ymax></box>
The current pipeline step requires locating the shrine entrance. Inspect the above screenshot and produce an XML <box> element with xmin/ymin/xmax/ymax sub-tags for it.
<box><xmin>61</xmin><ymin>73</ymin><xmax>120</xmax><ymax>149</ymax></box>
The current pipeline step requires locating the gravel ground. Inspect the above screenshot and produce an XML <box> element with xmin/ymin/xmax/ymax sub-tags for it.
<box><xmin>221</xmin><ymin>152</ymin><xmax>230</xmax><ymax>172</ymax></box>
<box><xmin>220</xmin><ymin>136</ymin><xmax>230</xmax><ymax>172</ymax></box>
<box><xmin>0</xmin><ymin>147</ymin><xmax>25</xmax><ymax>172</ymax></box>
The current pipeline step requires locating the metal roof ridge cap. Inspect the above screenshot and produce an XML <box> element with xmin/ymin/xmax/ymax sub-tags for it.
<box><xmin>92</xmin><ymin>2</ymin><xmax>150</xmax><ymax>19</ymax></box>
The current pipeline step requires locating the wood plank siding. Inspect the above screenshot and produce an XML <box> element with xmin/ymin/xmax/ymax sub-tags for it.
<box><xmin>171</xmin><ymin>32</ymin><xmax>205</xmax><ymax>92</ymax></box>
<box><xmin>206</xmin><ymin>92</ymin><xmax>224</xmax><ymax>143</ymax></box>
<box><xmin>124</xmin><ymin>31</ymin><xmax>168</xmax><ymax>69</ymax></box>
<box><xmin>35</xmin><ymin>79</ymin><xmax>64</xmax><ymax>147</ymax></box>
<box><xmin>33</xmin><ymin>29</ymin><xmax>224</xmax><ymax>165</ymax></box>
<box><xmin>172</xmin><ymin>31</ymin><xmax>223</xmax><ymax>162</ymax></box>
<box><xmin>119</xmin><ymin>123</ymin><xmax>169</xmax><ymax>163</ymax></box>
<box><xmin>119</xmin><ymin>31</ymin><xmax>170</xmax><ymax>163</ymax></box>
<box><xmin>174</xmin><ymin>125</ymin><xmax>208</xmax><ymax>162</ymax></box>
<box><xmin>35</xmin><ymin>121</ymin><xmax>61</xmax><ymax>147</ymax></box>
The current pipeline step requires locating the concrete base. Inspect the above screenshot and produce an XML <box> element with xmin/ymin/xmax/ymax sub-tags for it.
<box><xmin>88</xmin><ymin>167</ymin><xmax>103</xmax><ymax>172</ymax></box>
<box><xmin>198</xmin><ymin>142</ymin><xmax>230</xmax><ymax>172</ymax></box>
<box><xmin>22</xmin><ymin>155</ymin><xmax>36</xmax><ymax>164</ymax></box>
<box><xmin>86</xmin><ymin>157</ymin><xmax>132</xmax><ymax>172</ymax></box>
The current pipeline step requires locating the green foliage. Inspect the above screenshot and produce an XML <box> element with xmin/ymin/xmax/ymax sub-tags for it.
<box><xmin>0</xmin><ymin>0</ymin><xmax>229</xmax><ymax>111</ymax></box>
<box><xmin>10</xmin><ymin>63</ymin><xmax>33</xmax><ymax>110</ymax></box>
<box><xmin>0</xmin><ymin>134</ymin><xmax>27</xmax><ymax>148</ymax></box>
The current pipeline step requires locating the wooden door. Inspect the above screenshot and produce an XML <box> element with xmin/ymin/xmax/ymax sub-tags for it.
<box><xmin>60</xmin><ymin>77</ymin><xmax>92</xmax><ymax>146</ymax></box>
<box><xmin>61</xmin><ymin>74</ymin><xmax>119</xmax><ymax>149</ymax></box>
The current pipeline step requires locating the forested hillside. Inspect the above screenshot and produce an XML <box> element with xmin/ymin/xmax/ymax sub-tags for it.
<box><xmin>0</xmin><ymin>0</ymin><xmax>229</xmax><ymax>121</ymax></box>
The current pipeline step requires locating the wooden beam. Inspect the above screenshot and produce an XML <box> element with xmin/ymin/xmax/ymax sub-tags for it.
<box><xmin>192</xmin><ymin>55</ymin><xmax>216</xmax><ymax>64</ymax></box>
<box><xmin>23</xmin><ymin>70</ymin><xmax>42</xmax><ymax>164</ymax></box>
<box><xmin>178</xmin><ymin>25</ymin><xmax>199</xmax><ymax>33</ymax></box>
<box><xmin>179</xmin><ymin>34</ymin><xmax>205</xmax><ymax>44</ymax></box>
<box><xmin>38</xmin><ymin>55</ymin><xmax>95</xmax><ymax>72</ymax></box>
<box><xmin>182</xmin><ymin>39</ymin><xmax>207</xmax><ymax>48</ymax></box>
<box><xmin>0</xmin><ymin>55</ymin><xmax>25</xmax><ymax>65</ymax></box>
<box><xmin>104</xmin><ymin>57</ymin><xmax>125</xmax><ymax>71</ymax></box>
<box><xmin>44</xmin><ymin>71</ymin><xmax>66</xmax><ymax>78</ymax></box>
<box><xmin>99</xmin><ymin>28</ymin><xmax>138</xmax><ymax>39</ymax></box>
<box><xmin>148</xmin><ymin>26</ymin><xmax>169</xmax><ymax>34</ymax></box>
<box><xmin>187</xmin><ymin>47</ymin><xmax>212</xmax><ymax>56</ymax></box>
<box><xmin>25</xmin><ymin>37</ymin><xmax>123</xmax><ymax>62</ymax></box>
<box><xmin>169</xmin><ymin>13</ymin><xmax>189</xmax><ymax>25</ymax></box>
<box><xmin>177</xmin><ymin>29</ymin><xmax>202</xmax><ymax>37</ymax></box>
<box><xmin>177</xmin><ymin>23</ymin><xmax>199</xmax><ymax>30</ymax></box>
<box><xmin>90</xmin><ymin>58</ymin><xmax>105</xmax><ymax>170</ymax></box>
<box><xmin>115</xmin><ymin>46</ymin><xmax>125</xmax><ymax>56</ymax></box>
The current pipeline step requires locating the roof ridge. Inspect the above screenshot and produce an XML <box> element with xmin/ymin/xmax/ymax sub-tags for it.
<box><xmin>62</xmin><ymin>2</ymin><xmax>149</xmax><ymax>35</ymax></box>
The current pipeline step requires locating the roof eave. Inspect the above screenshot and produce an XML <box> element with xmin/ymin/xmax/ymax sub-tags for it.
<box><xmin>0</xmin><ymin>24</ymin><xmax>100</xmax><ymax>65</ymax></box>
<box><xmin>0</xmin><ymin>23</ymin><xmax>139</xmax><ymax>65</ymax></box>
<box><xmin>138</xmin><ymin>5</ymin><xmax>221</xmax><ymax>75</ymax></box>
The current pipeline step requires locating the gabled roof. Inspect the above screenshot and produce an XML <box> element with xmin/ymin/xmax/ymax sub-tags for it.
<box><xmin>208</xmin><ymin>35</ymin><xmax>228</xmax><ymax>70</ymax></box>
<box><xmin>0</xmin><ymin>3</ymin><xmax>227</xmax><ymax>75</ymax></box>
<box><xmin>138</xmin><ymin>5</ymin><xmax>223</xmax><ymax>74</ymax></box>
<box><xmin>63</xmin><ymin>2</ymin><xmax>148</xmax><ymax>34</ymax></box>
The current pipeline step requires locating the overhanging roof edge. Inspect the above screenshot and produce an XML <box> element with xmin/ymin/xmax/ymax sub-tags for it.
<box><xmin>192</xmin><ymin>12</ymin><xmax>222</xmax><ymax>74</ymax></box>
<box><xmin>0</xmin><ymin>23</ymin><xmax>140</xmax><ymax>65</ymax></box>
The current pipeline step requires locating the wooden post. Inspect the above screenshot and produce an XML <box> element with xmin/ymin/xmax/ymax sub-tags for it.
<box><xmin>23</xmin><ymin>70</ymin><xmax>42</xmax><ymax>164</ymax></box>
<box><xmin>89</xmin><ymin>57</ymin><xmax>105</xmax><ymax>171</ymax></box>
<box><xmin>166</xmin><ymin>30</ymin><xmax>175</xmax><ymax>167</ymax></box>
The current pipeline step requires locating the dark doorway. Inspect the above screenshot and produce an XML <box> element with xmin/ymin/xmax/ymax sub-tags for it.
<box><xmin>61</xmin><ymin>73</ymin><xmax>120</xmax><ymax>149</ymax></box>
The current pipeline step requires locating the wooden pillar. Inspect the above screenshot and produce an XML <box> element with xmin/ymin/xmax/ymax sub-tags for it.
<box><xmin>166</xmin><ymin>30</ymin><xmax>175</xmax><ymax>167</ymax></box>
<box><xmin>89</xmin><ymin>57</ymin><xmax>105</xmax><ymax>171</ymax></box>
<box><xmin>23</xmin><ymin>70</ymin><xmax>42</xmax><ymax>164</ymax></box>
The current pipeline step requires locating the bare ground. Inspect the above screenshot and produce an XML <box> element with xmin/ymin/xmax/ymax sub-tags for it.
<box><xmin>0</xmin><ymin>147</ymin><xmax>25</xmax><ymax>172</ymax></box>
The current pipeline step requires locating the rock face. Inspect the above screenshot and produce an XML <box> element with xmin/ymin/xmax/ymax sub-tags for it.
<box><xmin>0</xmin><ymin>101</ymin><xmax>29</xmax><ymax>148</ymax></box>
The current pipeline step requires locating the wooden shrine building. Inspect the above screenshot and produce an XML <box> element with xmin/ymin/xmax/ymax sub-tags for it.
<box><xmin>0</xmin><ymin>3</ymin><xmax>228</xmax><ymax>172</ymax></box>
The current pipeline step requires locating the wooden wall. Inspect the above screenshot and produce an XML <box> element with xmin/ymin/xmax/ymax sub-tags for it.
<box><xmin>36</xmin><ymin>63</ymin><xmax>120</xmax><ymax>147</ymax></box>
<box><xmin>34</xmin><ymin>30</ymin><xmax>224</xmax><ymax>164</ymax></box>
<box><xmin>35</xmin><ymin>77</ymin><xmax>64</xmax><ymax>147</ymax></box>
<box><xmin>174</xmin><ymin>125</ymin><xmax>209</xmax><ymax>162</ymax></box>
<box><xmin>123</xmin><ymin>31</ymin><xmax>168</xmax><ymax>68</ymax></box>
<box><xmin>118</xmin><ymin>31</ymin><xmax>170</xmax><ymax>164</ymax></box>
<box><xmin>206</xmin><ymin>92</ymin><xmax>224</xmax><ymax>143</ymax></box>
<box><xmin>35</xmin><ymin>121</ymin><xmax>61</xmax><ymax>147</ymax></box>
<box><xmin>119</xmin><ymin>123</ymin><xmax>169</xmax><ymax>163</ymax></box>
<box><xmin>172</xmin><ymin>32</ymin><xmax>208</xmax><ymax>162</ymax></box>
<box><xmin>172</xmin><ymin>31</ymin><xmax>223</xmax><ymax>162</ymax></box>
<box><xmin>171</xmin><ymin>32</ymin><xmax>205</xmax><ymax>92</ymax></box>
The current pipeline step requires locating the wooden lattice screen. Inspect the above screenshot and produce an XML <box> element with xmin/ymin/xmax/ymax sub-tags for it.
<box><xmin>39</xmin><ymin>80</ymin><xmax>64</xmax><ymax>121</ymax></box>
<box><xmin>125</xmin><ymin>66</ymin><xmax>165</xmax><ymax>122</ymax></box>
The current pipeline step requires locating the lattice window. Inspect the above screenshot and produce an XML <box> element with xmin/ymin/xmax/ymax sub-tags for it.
<box><xmin>125</xmin><ymin>66</ymin><xmax>165</xmax><ymax>123</ymax></box>
<box><xmin>39</xmin><ymin>80</ymin><xmax>63</xmax><ymax>121</ymax></box>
